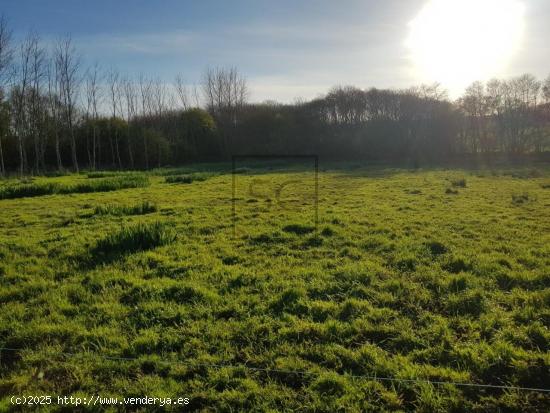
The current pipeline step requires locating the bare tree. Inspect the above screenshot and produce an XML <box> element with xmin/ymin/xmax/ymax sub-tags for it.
<box><xmin>543</xmin><ymin>74</ymin><xmax>550</xmax><ymax>104</ymax></box>
<box><xmin>202</xmin><ymin>67</ymin><xmax>248</xmax><ymax>155</ymax></box>
<box><xmin>121</xmin><ymin>76</ymin><xmax>137</xmax><ymax>168</ymax></box>
<box><xmin>151</xmin><ymin>77</ymin><xmax>167</xmax><ymax>117</ymax></box>
<box><xmin>150</xmin><ymin>78</ymin><xmax>167</xmax><ymax>166</ymax></box>
<box><xmin>12</xmin><ymin>33</ymin><xmax>37</xmax><ymax>175</ymax></box>
<box><xmin>106</xmin><ymin>68</ymin><xmax>122</xmax><ymax>168</ymax></box>
<box><xmin>459</xmin><ymin>81</ymin><xmax>488</xmax><ymax>153</ymax></box>
<box><xmin>85</xmin><ymin>62</ymin><xmax>101</xmax><ymax>169</ymax></box>
<box><xmin>46</xmin><ymin>60</ymin><xmax>63</xmax><ymax>171</ymax></box>
<box><xmin>138</xmin><ymin>73</ymin><xmax>152</xmax><ymax>168</ymax></box>
<box><xmin>0</xmin><ymin>15</ymin><xmax>13</xmax><ymax>176</ymax></box>
<box><xmin>28</xmin><ymin>34</ymin><xmax>47</xmax><ymax>172</ymax></box>
<box><xmin>55</xmin><ymin>36</ymin><xmax>80</xmax><ymax>172</ymax></box>
<box><xmin>174</xmin><ymin>74</ymin><xmax>189</xmax><ymax>110</ymax></box>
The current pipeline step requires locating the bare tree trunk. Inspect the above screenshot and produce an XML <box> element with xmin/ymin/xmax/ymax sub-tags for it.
<box><xmin>114</xmin><ymin>130</ymin><xmax>122</xmax><ymax>168</ymax></box>
<box><xmin>33</xmin><ymin>131</ymin><xmax>40</xmax><ymax>173</ymax></box>
<box><xmin>0</xmin><ymin>133</ymin><xmax>5</xmax><ymax>177</ymax></box>
<box><xmin>127</xmin><ymin>130</ymin><xmax>134</xmax><ymax>168</ymax></box>
<box><xmin>143</xmin><ymin>132</ymin><xmax>149</xmax><ymax>169</ymax></box>
<box><xmin>86</xmin><ymin>126</ymin><xmax>92</xmax><ymax>169</ymax></box>
<box><xmin>92</xmin><ymin>125</ymin><xmax>97</xmax><ymax>170</ymax></box>
<box><xmin>17</xmin><ymin>131</ymin><xmax>25</xmax><ymax>176</ymax></box>
<box><xmin>69</xmin><ymin>124</ymin><xmax>79</xmax><ymax>172</ymax></box>
<box><xmin>54</xmin><ymin>128</ymin><xmax>62</xmax><ymax>170</ymax></box>
<box><xmin>109</xmin><ymin>134</ymin><xmax>115</xmax><ymax>166</ymax></box>
<box><xmin>55</xmin><ymin>36</ymin><xmax>80</xmax><ymax>173</ymax></box>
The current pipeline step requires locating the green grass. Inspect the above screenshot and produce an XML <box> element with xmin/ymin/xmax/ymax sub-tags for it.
<box><xmin>0</xmin><ymin>164</ymin><xmax>549</xmax><ymax>411</ymax></box>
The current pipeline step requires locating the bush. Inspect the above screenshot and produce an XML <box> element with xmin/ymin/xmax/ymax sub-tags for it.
<box><xmin>91</xmin><ymin>222</ymin><xmax>176</xmax><ymax>259</ymax></box>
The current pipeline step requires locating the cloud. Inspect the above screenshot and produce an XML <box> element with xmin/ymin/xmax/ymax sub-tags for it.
<box><xmin>69</xmin><ymin>18</ymin><xmax>427</xmax><ymax>102</ymax></box>
<box><xmin>74</xmin><ymin>30</ymin><xmax>198</xmax><ymax>55</ymax></box>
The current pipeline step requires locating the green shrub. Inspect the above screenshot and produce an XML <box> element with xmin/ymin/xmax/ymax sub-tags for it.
<box><xmin>91</xmin><ymin>222</ymin><xmax>176</xmax><ymax>259</ymax></box>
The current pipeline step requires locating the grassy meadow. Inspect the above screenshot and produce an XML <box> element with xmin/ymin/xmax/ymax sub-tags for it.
<box><xmin>0</xmin><ymin>163</ymin><xmax>549</xmax><ymax>411</ymax></box>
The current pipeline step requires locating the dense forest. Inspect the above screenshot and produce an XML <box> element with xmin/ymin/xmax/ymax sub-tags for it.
<box><xmin>0</xmin><ymin>19</ymin><xmax>549</xmax><ymax>175</ymax></box>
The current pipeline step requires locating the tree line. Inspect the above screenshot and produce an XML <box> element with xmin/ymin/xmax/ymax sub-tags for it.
<box><xmin>0</xmin><ymin>17</ymin><xmax>549</xmax><ymax>176</ymax></box>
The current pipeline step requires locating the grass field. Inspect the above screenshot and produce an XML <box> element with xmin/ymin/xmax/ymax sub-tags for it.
<box><xmin>0</xmin><ymin>163</ymin><xmax>549</xmax><ymax>412</ymax></box>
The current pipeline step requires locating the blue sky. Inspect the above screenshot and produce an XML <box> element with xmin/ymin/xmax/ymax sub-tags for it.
<box><xmin>2</xmin><ymin>0</ymin><xmax>549</xmax><ymax>102</ymax></box>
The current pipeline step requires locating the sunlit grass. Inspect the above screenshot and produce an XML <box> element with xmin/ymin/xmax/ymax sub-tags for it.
<box><xmin>0</xmin><ymin>164</ymin><xmax>548</xmax><ymax>411</ymax></box>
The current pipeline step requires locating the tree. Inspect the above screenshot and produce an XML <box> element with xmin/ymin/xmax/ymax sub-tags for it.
<box><xmin>174</xmin><ymin>74</ymin><xmax>189</xmax><ymax>110</ymax></box>
<box><xmin>543</xmin><ymin>74</ymin><xmax>550</xmax><ymax>104</ymax></box>
<box><xmin>55</xmin><ymin>36</ymin><xmax>80</xmax><ymax>172</ymax></box>
<box><xmin>85</xmin><ymin>63</ymin><xmax>101</xmax><ymax>169</ymax></box>
<box><xmin>202</xmin><ymin>67</ymin><xmax>248</xmax><ymax>156</ymax></box>
<box><xmin>28</xmin><ymin>34</ymin><xmax>46</xmax><ymax>172</ymax></box>
<box><xmin>121</xmin><ymin>76</ymin><xmax>137</xmax><ymax>168</ymax></box>
<box><xmin>150</xmin><ymin>78</ymin><xmax>167</xmax><ymax>166</ymax></box>
<box><xmin>138</xmin><ymin>73</ymin><xmax>152</xmax><ymax>168</ymax></box>
<box><xmin>12</xmin><ymin>33</ymin><xmax>38</xmax><ymax>175</ymax></box>
<box><xmin>180</xmin><ymin>108</ymin><xmax>217</xmax><ymax>159</ymax></box>
<box><xmin>106</xmin><ymin>68</ymin><xmax>122</xmax><ymax>167</ymax></box>
<box><xmin>46</xmin><ymin>58</ymin><xmax>63</xmax><ymax>170</ymax></box>
<box><xmin>459</xmin><ymin>81</ymin><xmax>489</xmax><ymax>153</ymax></box>
<box><xmin>0</xmin><ymin>15</ymin><xmax>13</xmax><ymax>176</ymax></box>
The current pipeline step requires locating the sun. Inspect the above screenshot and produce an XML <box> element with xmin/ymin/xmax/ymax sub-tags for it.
<box><xmin>407</xmin><ymin>0</ymin><xmax>525</xmax><ymax>95</ymax></box>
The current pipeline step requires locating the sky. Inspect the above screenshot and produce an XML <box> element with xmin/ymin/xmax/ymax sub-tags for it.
<box><xmin>2</xmin><ymin>0</ymin><xmax>549</xmax><ymax>102</ymax></box>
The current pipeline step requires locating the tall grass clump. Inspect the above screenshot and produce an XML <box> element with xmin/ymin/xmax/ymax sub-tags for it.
<box><xmin>86</xmin><ymin>171</ymin><xmax>132</xmax><ymax>178</ymax></box>
<box><xmin>93</xmin><ymin>201</ymin><xmax>157</xmax><ymax>216</ymax></box>
<box><xmin>165</xmin><ymin>172</ymin><xmax>214</xmax><ymax>184</ymax></box>
<box><xmin>511</xmin><ymin>192</ymin><xmax>533</xmax><ymax>205</ymax></box>
<box><xmin>91</xmin><ymin>221</ymin><xmax>176</xmax><ymax>259</ymax></box>
<box><xmin>0</xmin><ymin>182</ymin><xmax>59</xmax><ymax>200</ymax></box>
<box><xmin>451</xmin><ymin>178</ymin><xmax>467</xmax><ymax>187</ymax></box>
<box><xmin>66</xmin><ymin>175</ymin><xmax>149</xmax><ymax>193</ymax></box>
<box><xmin>0</xmin><ymin>175</ymin><xmax>149</xmax><ymax>200</ymax></box>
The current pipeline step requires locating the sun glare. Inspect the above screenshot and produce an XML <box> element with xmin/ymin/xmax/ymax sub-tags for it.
<box><xmin>407</xmin><ymin>0</ymin><xmax>525</xmax><ymax>95</ymax></box>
